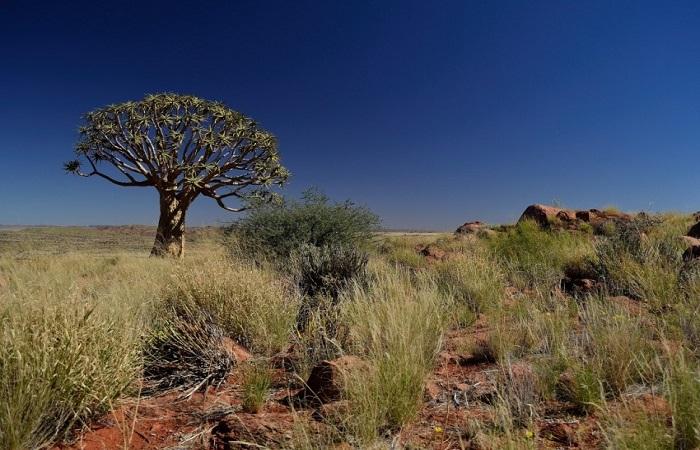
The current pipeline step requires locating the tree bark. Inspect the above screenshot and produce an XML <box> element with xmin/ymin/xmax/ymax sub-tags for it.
<box><xmin>151</xmin><ymin>193</ymin><xmax>187</xmax><ymax>258</ymax></box>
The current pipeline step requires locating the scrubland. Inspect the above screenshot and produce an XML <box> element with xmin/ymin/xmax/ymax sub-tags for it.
<box><xmin>2</xmin><ymin>208</ymin><xmax>700</xmax><ymax>449</ymax></box>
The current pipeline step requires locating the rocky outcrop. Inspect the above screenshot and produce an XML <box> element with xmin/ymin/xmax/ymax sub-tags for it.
<box><xmin>518</xmin><ymin>204</ymin><xmax>573</xmax><ymax>228</ymax></box>
<box><xmin>518</xmin><ymin>204</ymin><xmax>633</xmax><ymax>231</ymax></box>
<box><xmin>417</xmin><ymin>244</ymin><xmax>447</xmax><ymax>262</ymax></box>
<box><xmin>455</xmin><ymin>221</ymin><xmax>486</xmax><ymax>234</ymax></box>
<box><xmin>687</xmin><ymin>221</ymin><xmax>700</xmax><ymax>239</ymax></box>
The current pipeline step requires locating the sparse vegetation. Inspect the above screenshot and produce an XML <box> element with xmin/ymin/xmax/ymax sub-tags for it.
<box><xmin>4</xmin><ymin>209</ymin><xmax>700</xmax><ymax>449</ymax></box>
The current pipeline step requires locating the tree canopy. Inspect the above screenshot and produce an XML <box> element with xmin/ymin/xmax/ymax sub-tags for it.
<box><xmin>65</xmin><ymin>93</ymin><xmax>289</xmax><ymax>211</ymax></box>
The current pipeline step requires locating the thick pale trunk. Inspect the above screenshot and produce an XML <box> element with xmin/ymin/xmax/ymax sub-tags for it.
<box><xmin>151</xmin><ymin>194</ymin><xmax>187</xmax><ymax>258</ymax></box>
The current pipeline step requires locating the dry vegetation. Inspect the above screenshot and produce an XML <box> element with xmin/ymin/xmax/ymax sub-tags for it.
<box><xmin>2</xmin><ymin>211</ymin><xmax>700</xmax><ymax>449</ymax></box>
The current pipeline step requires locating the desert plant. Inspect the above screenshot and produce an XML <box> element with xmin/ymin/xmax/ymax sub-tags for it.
<box><xmin>229</xmin><ymin>189</ymin><xmax>379</xmax><ymax>262</ymax></box>
<box><xmin>342</xmin><ymin>264</ymin><xmax>447</xmax><ymax>442</ymax></box>
<box><xmin>168</xmin><ymin>256</ymin><xmax>299</xmax><ymax>355</ymax></box>
<box><xmin>433</xmin><ymin>248</ymin><xmax>505</xmax><ymax>325</ymax></box>
<box><xmin>665</xmin><ymin>352</ymin><xmax>700</xmax><ymax>449</ymax></box>
<box><xmin>241</xmin><ymin>361</ymin><xmax>272</xmax><ymax>413</ymax></box>
<box><xmin>489</xmin><ymin>219</ymin><xmax>594</xmax><ymax>290</ymax></box>
<box><xmin>143</xmin><ymin>300</ymin><xmax>234</xmax><ymax>395</ymax></box>
<box><xmin>293</xmin><ymin>243</ymin><xmax>369</xmax><ymax>331</ymax></box>
<box><xmin>65</xmin><ymin>93</ymin><xmax>289</xmax><ymax>257</ymax></box>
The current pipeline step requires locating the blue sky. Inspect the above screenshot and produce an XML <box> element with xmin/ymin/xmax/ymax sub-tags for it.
<box><xmin>1</xmin><ymin>0</ymin><xmax>699</xmax><ymax>230</ymax></box>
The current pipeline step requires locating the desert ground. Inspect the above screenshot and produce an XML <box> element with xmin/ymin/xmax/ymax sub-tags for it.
<box><xmin>2</xmin><ymin>204</ymin><xmax>700</xmax><ymax>450</ymax></box>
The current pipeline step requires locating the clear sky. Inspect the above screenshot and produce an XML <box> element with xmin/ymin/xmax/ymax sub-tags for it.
<box><xmin>1</xmin><ymin>0</ymin><xmax>699</xmax><ymax>230</ymax></box>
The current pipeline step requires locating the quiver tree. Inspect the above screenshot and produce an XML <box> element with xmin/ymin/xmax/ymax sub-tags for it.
<box><xmin>65</xmin><ymin>93</ymin><xmax>289</xmax><ymax>258</ymax></box>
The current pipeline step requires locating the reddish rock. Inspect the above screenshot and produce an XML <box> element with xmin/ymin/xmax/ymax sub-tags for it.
<box><xmin>539</xmin><ymin>420</ymin><xmax>579</xmax><ymax>446</ymax></box>
<box><xmin>609</xmin><ymin>295</ymin><xmax>644</xmax><ymax>315</ymax></box>
<box><xmin>556</xmin><ymin>209</ymin><xmax>577</xmax><ymax>222</ymax></box>
<box><xmin>424</xmin><ymin>380</ymin><xmax>442</xmax><ymax>401</ymax></box>
<box><xmin>680</xmin><ymin>236</ymin><xmax>700</xmax><ymax>247</ymax></box>
<box><xmin>418</xmin><ymin>244</ymin><xmax>447</xmax><ymax>261</ymax></box>
<box><xmin>455</xmin><ymin>221</ymin><xmax>486</xmax><ymax>234</ymax></box>
<box><xmin>683</xmin><ymin>244</ymin><xmax>700</xmax><ymax>262</ymax></box>
<box><xmin>221</xmin><ymin>338</ymin><xmax>252</xmax><ymax>363</ymax></box>
<box><xmin>518</xmin><ymin>204</ymin><xmax>572</xmax><ymax>228</ymax></box>
<box><xmin>301</xmin><ymin>356</ymin><xmax>369</xmax><ymax>404</ymax></box>
<box><xmin>688</xmin><ymin>221</ymin><xmax>700</xmax><ymax>239</ymax></box>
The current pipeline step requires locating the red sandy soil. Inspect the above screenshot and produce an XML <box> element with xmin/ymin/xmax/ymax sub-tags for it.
<box><xmin>53</xmin><ymin>316</ymin><xmax>665</xmax><ymax>449</ymax></box>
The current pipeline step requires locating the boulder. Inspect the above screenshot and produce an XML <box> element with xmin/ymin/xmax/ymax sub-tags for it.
<box><xmin>300</xmin><ymin>356</ymin><xmax>369</xmax><ymax>404</ymax></box>
<box><xmin>556</xmin><ymin>209</ymin><xmax>577</xmax><ymax>222</ymax></box>
<box><xmin>683</xmin><ymin>244</ymin><xmax>700</xmax><ymax>262</ymax></box>
<box><xmin>518</xmin><ymin>204</ymin><xmax>572</xmax><ymax>228</ymax></box>
<box><xmin>688</xmin><ymin>221</ymin><xmax>700</xmax><ymax>239</ymax></box>
<box><xmin>679</xmin><ymin>236</ymin><xmax>700</xmax><ymax>247</ymax></box>
<box><xmin>455</xmin><ymin>221</ymin><xmax>485</xmax><ymax>234</ymax></box>
<box><xmin>418</xmin><ymin>244</ymin><xmax>447</xmax><ymax>261</ymax></box>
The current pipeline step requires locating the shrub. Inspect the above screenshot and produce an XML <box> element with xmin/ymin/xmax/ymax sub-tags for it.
<box><xmin>489</xmin><ymin>219</ymin><xmax>594</xmax><ymax>290</ymax></box>
<box><xmin>665</xmin><ymin>352</ymin><xmax>700</xmax><ymax>450</ymax></box>
<box><xmin>342</xmin><ymin>264</ymin><xmax>447</xmax><ymax>442</ymax></box>
<box><xmin>594</xmin><ymin>214</ymin><xmax>685</xmax><ymax>309</ymax></box>
<box><xmin>293</xmin><ymin>243</ymin><xmax>368</xmax><ymax>332</ymax></box>
<box><xmin>143</xmin><ymin>300</ymin><xmax>234</xmax><ymax>395</ymax></box>
<box><xmin>433</xmin><ymin>246</ymin><xmax>505</xmax><ymax>325</ymax></box>
<box><xmin>229</xmin><ymin>189</ymin><xmax>380</xmax><ymax>262</ymax></box>
<box><xmin>168</xmin><ymin>257</ymin><xmax>299</xmax><ymax>355</ymax></box>
<box><xmin>293</xmin><ymin>243</ymin><xmax>369</xmax><ymax>301</ymax></box>
<box><xmin>0</xmin><ymin>254</ymin><xmax>164</xmax><ymax>450</ymax></box>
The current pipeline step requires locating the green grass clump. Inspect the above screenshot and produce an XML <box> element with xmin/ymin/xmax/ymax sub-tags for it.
<box><xmin>432</xmin><ymin>242</ymin><xmax>505</xmax><ymax>325</ymax></box>
<box><xmin>0</xmin><ymin>254</ymin><xmax>165</xmax><ymax>450</ymax></box>
<box><xmin>489</xmin><ymin>219</ymin><xmax>594</xmax><ymax>290</ymax></box>
<box><xmin>167</xmin><ymin>255</ymin><xmax>299</xmax><ymax>355</ymax></box>
<box><xmin>241</xmin><ymin>361</ymin><xmax>272</xmax><ymax>413</ymax></box>
<box><xmin>342</xmin><ymin>263</ymin><xmax>447</xmax><ymax>443</ymax></box>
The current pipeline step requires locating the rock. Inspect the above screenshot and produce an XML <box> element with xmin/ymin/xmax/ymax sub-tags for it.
<box><xmin>301</xmin><ymin>356</ymin><xmax>369</xmax><ymax>404</ymax></box>
<box><xmin>518</xmin><ymin>204</ymin><xmax>572</xmax><ymax>228</ymax></box>
<box><xmin>424</xmin><ymin>380</ymin><xmax>442</xmax><ymax>401</ymax></box>
<box><xmin>418</xmin><ymin>244</ymin><xmax>447</xmax><ymax>262</ymax></box>
<box><xmin>313</xmin><ymin>400</ymin><xmax>350</xmax><ymax>425</ymax></box>
<box><xmin>562</xmin><ymin>277</ymin><xmax>600</xmax><ymax>296</ymax></box>
<box><xmin>270</xmin><ymin>344</ymin><xmax>301</xmax><ymax>371</ymax></box>
<box><xmin>609</xmin><ymin>296</ymin><xmax>644</xmax><ymax>315</ymax></box>
<box><xmin>683</xmin><ymin>245</ymin><xmax>700</xmax><ymax>262</ymax></box>
<box><xmin>539</xmin><ymin>420</ymin><xmax>578</xmax><ymax>446</ymax></box>
<box><xmin>455</xmin><ymin>221</ymin><xmax>486</xmax><ymax>234</ymax></box>
<box><xmin>221</xmin><ymin>338</ymin><xmax>252</xmax><ymax>363</ymax></box>
<box><xmin>211</xmin><ymin>412</ymin><xmax>326</xmax><ymax>449</ymax></box>
<box><xmin>556</xmin><ymin>210</ymin><xmax>577</xmax><ymax>222</ymax></box>
<box><xmin>688</xmin><ymin>221</ymin><xmax>700</xmax><ymax>239</ymax></box>
<box><xmin>679</xmin><ymin>236</ymin><xmax>700</xmax><ymax>247</ymax></box>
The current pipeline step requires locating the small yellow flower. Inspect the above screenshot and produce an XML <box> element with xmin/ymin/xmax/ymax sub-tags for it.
<box><xmin>434</xmin><ymin>426</ymin><xmax>444</xmax><ymax>433</ymax></box>
<box><xmin>524</xmin><ymin>430</ymin><xmax>534</xmax><ymax>439</ymax></box>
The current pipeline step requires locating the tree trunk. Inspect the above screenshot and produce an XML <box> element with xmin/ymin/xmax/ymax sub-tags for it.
<box><xmin>151</xmin><ymin>194</ymin><xmax>187</xmax><ymax>258</ymax></box>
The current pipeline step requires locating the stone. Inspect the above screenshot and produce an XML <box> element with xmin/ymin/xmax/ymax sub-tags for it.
<box><xmin>683</xmin><ymin>244</ymin><xmax>700</xmax><ymax>262</ymax></box>
<box><xmin>301</xmin><ymin>356</ymin><xmax>369</xmax><ymax>404</ymax></box>
<box><xmin>418</xmin><ymin>244</ymin><xmax>447</xmax><ymax>261</ymax></box>
<box><xmin>455</xmin><ymin>221</ymin><xmax>486</xmax><ymax>234</ymax></box>
<box><xmin>518</xmin><ymin>204</ymin><xmax>572</xmax><ymax>228</ymax></box>
<box><xmin>688</xmin><ymin>221</ymin><xmax>700</xmax><ymax>239</ymax></box>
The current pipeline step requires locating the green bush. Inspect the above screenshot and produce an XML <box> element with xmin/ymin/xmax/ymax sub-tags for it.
<box><xmin>594</xmin><ymin>214</ymin><xmax>685</xmax><ymax>308</ymax></box>
<box><xmin>228</xmin><ymin>189</ymin><xmax>380</xmax><ymax>262</ymax></box>
<box><xmin>293</xmin><ymin>243</ymin><xmax>369</xmax><ymax>332</ymax></box>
